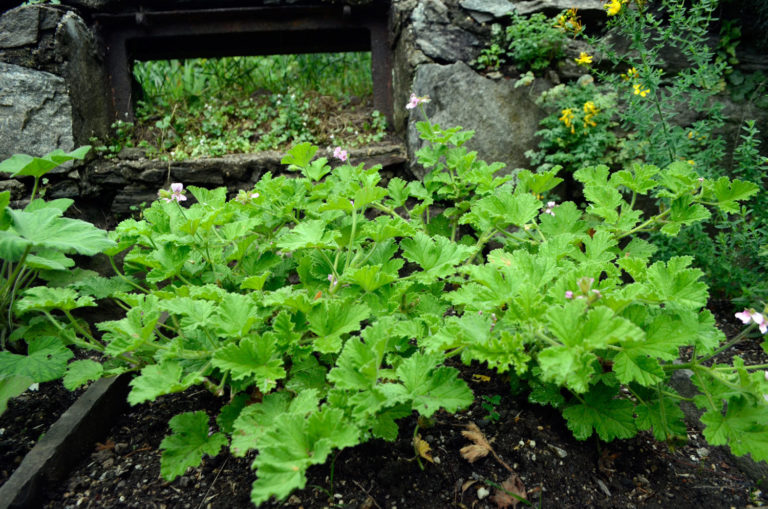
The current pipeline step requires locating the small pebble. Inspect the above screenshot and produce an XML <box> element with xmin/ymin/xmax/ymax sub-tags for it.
<box><xmin>477</xmin><ymin>487</ymin><xmax>490</xmax><ymax>500</ymax></box>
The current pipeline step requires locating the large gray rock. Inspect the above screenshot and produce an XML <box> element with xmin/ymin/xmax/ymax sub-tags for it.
<box><xmin>0</xmin><ymin>5</ymin><xmax>39</xmax><ymax>48</ymax></box>
<box><xmin>408</xmin><ymin>61</ymin><xmax>549</xmax><ymax>177</ymax></box>
<box><xmin>53</xmin><ymin>10</ymin><xmax>111</xmax><ymax>143</ymax></box>
<box><xmin>412</xmin><ymin>0</ymin><xmax>480</xmax><ymax>62</ymax></box>
<box><xmin>0</xmin><ymin>63</ymin><xmax>74</xmax><ymax>161</ymax></box>
<box><xmin>460</xmin><ymin>0</ymin><xmax>515</xmax><ymax>23</ymax></box>
<box><xmin>513</xmin><ymin>0</ymin><xmax>605</xmax><ymax>15</ymax></box>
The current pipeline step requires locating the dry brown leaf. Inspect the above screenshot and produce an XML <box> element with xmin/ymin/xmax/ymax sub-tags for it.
<box><xmin>461</xmin><ymin>479</ymin><xmax>477</xmax><ymax>494</ymax></box>
<box><xmin>413</xmin><ymin>434</ymin><xmax>434</xmax><ymax>463</ymax></box>
<box><xmin>460</xmin><ymin>422</ymin><xmax>492</xmax><ymax>463</ymax></box>
<box><xmin>491</xmin><ymin>474</ymin><xmax>527</xmax><ymax>509</ymax></box>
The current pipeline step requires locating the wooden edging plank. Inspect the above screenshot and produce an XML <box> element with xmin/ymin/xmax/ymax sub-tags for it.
<box><xmin>0</xmin><ymin>375</ymin><xmax>130</xmax><ymax>509</ymax></box>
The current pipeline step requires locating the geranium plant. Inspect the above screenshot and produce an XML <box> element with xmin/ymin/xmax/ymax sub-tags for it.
<box><xmin>5</xmin><ymin>96</ymin><xmax>766</xmax><ymax>506</ymax></box>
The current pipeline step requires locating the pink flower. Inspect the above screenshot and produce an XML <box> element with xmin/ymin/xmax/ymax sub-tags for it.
<box><xmin>544</xmin><ymin>201</ymin><xmax>558</xmax><ymax>216</ymax></box>
<box><xmin>159</xmin><ymin>182</ymin><xmax>187</xmax><ymax>203</ymax></box>
<box><xmin>333</xmin><ymin>146</ymin><xmax>348</xmax><ymax>162</ymax></box>
<box><xmin>235</xmin><ymin>190</ymin><xmax>260</xmax><ymax>204</ymax></box>
<box><xmin>565</xmin><ymin>290</ymin><xmax>574</xmax><ymax>299</ymax></box>
<box><xmin>735</xmin><ymin>309</ymin><xmax>768</xmax><ymax>334</ymax></box>
<box><xmin>406</xmin><ymin>93</ymin><xmax>430</xmax><ymax>110</ymax></box>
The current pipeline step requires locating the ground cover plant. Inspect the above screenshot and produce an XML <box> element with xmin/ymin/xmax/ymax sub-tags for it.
<box><xmin>93</xmin><ymin>52</ymin><xmax>388</xmax><ymax>160</ymax></box>
<box><xmin>2</xmin><ymin>91</ymin><xmax>767</xmax><ymax>506</ymax></box>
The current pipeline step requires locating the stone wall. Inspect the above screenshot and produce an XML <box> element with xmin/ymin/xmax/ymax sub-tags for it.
<box><xmin>0</xmin><ymin>0</ymin><xmax>767</xmax><ymax>218</ymax></box>
<box><xmin>0</xmin><ymin>5</ymin><xmax>111</xmax><ymax>161</ymax></box>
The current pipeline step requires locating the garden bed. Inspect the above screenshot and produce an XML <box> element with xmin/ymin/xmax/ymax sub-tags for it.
<box><xmin>0</xmin><ymin>306</ymin><xmax>758</xmax><ymax>509</ymax></box>
<box><xmin>36</xmin><ymin>355</ymin><xmax>766</xmax><ymax>509</ymax></box>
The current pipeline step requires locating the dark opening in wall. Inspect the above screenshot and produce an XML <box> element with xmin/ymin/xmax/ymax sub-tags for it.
<box><xmin>94</xmin><ymin>2</ymin><xmax>393</xmax><ymax>131</ymax></box>
<box><xmin>126</xmin><ymin>52</ymin><xmax>390</xmax><ymax>160</ymax></box>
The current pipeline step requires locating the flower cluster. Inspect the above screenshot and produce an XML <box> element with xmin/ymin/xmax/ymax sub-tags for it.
<box><xmin>735</xmin><ymin>309</ymin><xmax>768</xmax><ymax>334</ymax></box>
<box><xmin>605</xmin><ymin>0</ymin><xmax>627</xmax><ymax>16</ymax></box>
<box><xmin>554</xmin><ymin>8</ymin><xmax>583</xmax><ymax>35</ymax></box>
<box><xmin>633</xmin><ymin>83</ymin><xmax>650</xmax><ymax>97</ymax></box>
<box><xmin>543</xmin><ymin>201</ymin><xmax>558</xmax><ymax>216</ymax></box>
<box><xmin>158</xmin><ymin>182</ymin><xmax>187</xmax><ymax>203</ymax></box>
<box><xmin>235</xmin><ymin>189</ymin><xmax>260</xmax><ymax>204</ymax></box>
<box><xmin>333</xmin><ymin>146</ymin><xmax>349</xmax><ymax>162</ymax></box>
<box><xmin>583</xmin><ymin>101</ymin><xmax>599</xmax><ymax>128</ymax></box>
<box><xmin>621</xmin><ymin>66</ymin><xmax>650</xmax><ymax>98</ymax></box>
<box><xmin>565</xmin><ymin>277</ymin><xmax>602</xmax><ymax>303</ymax></box>
<box><xmin>559</xmin><ymin>108</ymin><xmax>576</xmax><ymax>134</ymax></box>
<box><xmin>406</xmin><ymin>93</ymin><xmax>431</xmax><ymax>110</ymax></box>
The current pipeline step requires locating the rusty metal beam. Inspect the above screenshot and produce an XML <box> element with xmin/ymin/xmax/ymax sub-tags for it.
<box><xmin>94</xmin><ymin>3</ymin><xmax>392</xmax><ymax>124</ymax></box>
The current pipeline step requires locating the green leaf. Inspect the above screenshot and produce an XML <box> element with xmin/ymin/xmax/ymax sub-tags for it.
<box><xmin>400</xmin><ymin>233</ymin><xmax>474</xmax><ymax>281</ymax></box>
<box><xmin>661</xmin><ymin>196</ymin><xmax>710</xmax><ymax>236</ymax></box>
<box><xmin>307</xmin><ymin>299</ymin><xmax>370</xmax><ymax>354</ymax></box>
<box><xmin>349</xmin><ymin>264</ymin><xmax>397</xmax><ymax>292</ymax></box>
<box><xmin>250</xmin><ymin>406</ymin><xmax>359</xmax><ymax>505</ymax></box>
<box><xmin>281</xmin><ymin>142</ymin><xmax>318</xmax><ymax>171</ymax></box>
<box><xmin>537</xmin><ymin>345</ymin><xmax>596</xmax><ymax>394</ymax></box>
<box><xmin>711</xmin><ymin>177</ymin><xmax>759</xmax><ymax>213</ymax></box>
<box><xmin>461</xmin><ymin>189</ymin><xmax>540</xmax><ymax>230</ymax></box>
<box><xmin>0</xmin><ymin>146</ymin><xmax>90</xmax><ymax>179</ymax></box>
<box><xmin>609</xmin><ymin>164</ymin><xmax>660</xmax><ymax>194</ymax></box>
<box><xmin>635</xmin><ymin>396</ymin><xmax>686</xmax><ymax>441</ymax></box>
<box><xmin>645</xmin><ymin>256</ymin><xmax>708</xmax><ymax>309</ymax></box>
<box><xmin>159</xmin><ymin>411</ymin><xmax>227</xmax><ymax>481</ymax></box>
<box><xmin>327</xmin><ymin>337</ymin><xmax>381</xmax><ymax>390</ymax></box>
<box><xmin>0</xmin><ymin>375</ymin><xmax>34</xmax><ymax>415</ymax></box>
<box><xmin>230</xmin><ymin>392</ymin><xmax>294</xmax><ymax>455</ymax></box>
<box><xmin>212</xmin><ymin>293</ymin><xmax>259</xmax><ymax>338</ymax></box>
<box><xmin>381</xmin><ymin>352</ymin><xmax>473</xmax><ymax>418</ymax></box>
<box><xmin>0</xmin><ymin>336</ymin><xmax>73</xmax><ymax>383</ymax></box>
<box><xmin>700</xmin><ymin>396</ymin><xmax>768</xmax><ymax>461</ymax></box>
<box><xmin>63</xmin><ymin>359</ymin><xmax>104</xmax><ymax>390</ymax></box>
<box><xmin>188</xmin><ymin>186</ymin><xmax>227</xmax><ymax>209</ymax></box>
<box><xmin>562</xmin><ymin>384</ymin><xmax>636</xmax><ymax>441</ymax></box>
<box><xmin>613</xmin><ymin>351</ymin><xmax>664</xmax><ymax>386</ymax></box>
<box><xmin>276</xmin><ymin>220</ymin><xmax>335</xmax><ymax>251</ymax></box>
<box><xmin>0</xmin><ymin>208</ymin><xmax>114</xmax><ymax>260</ymax></box>
<box><xmin>98</xmin><ymin>305</ymin><xmax>160</xmax><ymax>356</ymax></box>
<box><xmin>516</xmin><ymin>167</ymin><xmax>563</xmax><ymax>195</ymax></box>
<box><xmin>15</xmin><ymin>286</ymin><xmax>96</xmax><ymax>314</ymax></box>
<box><xmin>212</xmin><ymin>336</ymin><xmax>285</xmax><ymax>393</ymax></box>
<box><xmin>128</xmin><ymin>361</ymin><xmax>204</xmax><ymax>405</ymax></box>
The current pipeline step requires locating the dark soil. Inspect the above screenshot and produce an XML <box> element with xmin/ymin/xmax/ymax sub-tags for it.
<box><xmin>0</xmin><ymin>381</ymin><xmax>82</xmax><ymax>485</ymax></box>
<box><xmin>3</xmin><ymin>309</ymin><xmax>767</xmax><ymax>509</ymax></box>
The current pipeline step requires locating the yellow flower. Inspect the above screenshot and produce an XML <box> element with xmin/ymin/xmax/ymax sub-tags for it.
<box><xmin>555</xmin><ymin>8</ymin><xmax>584</xmax><ymax>35</ymax></box>
<box><xmin>621</xmin><ymin>67</ymin><xmax>639</xmax><ymax>81</ymax></box>
<box><xmin>605</xmin><ymin>0</ymin><xmax>622</xmax><ymax>16</ymax></box>
<box><xmin>559</xmin><ymin>108</ymin><xmax>576</xmax><ymax>134</ymax></box>
<box><xmin>575</xmin><ymin>52</ymin><xmax>593</xmax><ymax>66</ymax></box>
<box><xmin>633</xmin><ymin>83</ymin><xmax>650</xmax><ymax>97</ymax></box>
<box><xmin>583</xmin><ymin>101</ymin><xmax>599</xmax><ymax>128</ymax></box>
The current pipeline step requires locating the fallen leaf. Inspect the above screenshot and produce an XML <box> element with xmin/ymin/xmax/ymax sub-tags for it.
<box><xmin>460</xmin><ymin>422</ymin><xmax>492</xmax><ymax>463</ymax></box>
<box><xmin>491</xmin><ymin>474</ymin><xmax>527</xmax><ymax>509</ymax></box>
<box><xmin>413</xmin><ymin>434</ymin><xmax>434</xmax><ymax>463</ymax></box>
<box><xmin>95</xmin><ymin>439</ymin><xmax>115</xmax><ymax>451</ymax></box>
<box><xmin>471</xmin><ymin>374</ymin><xmax>491</xmax><ymax>383</ymax></box>
<box><xmin>461</xmin><ymin>479</ymin><xmax>477</xmax><ymax>494</ymax></box>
